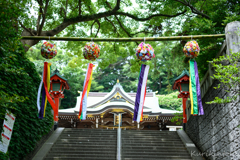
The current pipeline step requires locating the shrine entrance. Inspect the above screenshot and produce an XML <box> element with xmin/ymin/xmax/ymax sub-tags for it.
<box><xmin>58</xmin><ymin>81</ymin><xmax>179</xmax><ymax>130</ymax></box>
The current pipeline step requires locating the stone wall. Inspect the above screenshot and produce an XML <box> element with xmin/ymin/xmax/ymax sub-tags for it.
<box><xmin>186</xmin><ymin>80</ymin><xmax>240</xmax><ymax>160</ymax></box>
<box><xmin>185</xmin><ymin>21</ymin><xmax>240</xmax><ymax>160</ymax></box>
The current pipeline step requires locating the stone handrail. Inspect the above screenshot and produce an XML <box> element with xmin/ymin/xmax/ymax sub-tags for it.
<box><xmin>200</xmin><ymin>41</ymin><xmax>227</xmax><ymax>98</ymax></box>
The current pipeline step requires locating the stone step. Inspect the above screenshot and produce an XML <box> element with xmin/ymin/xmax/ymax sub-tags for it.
<box><xmin>61</xmin><ymin>133</ymin><xmax>116</xmax><ymax>136</ymax></box>
<box><xmin>46</xmin><ymin>154</ymin><xmax>115</xmax><ymax>158</ymax></box>
<box><xmin>63</xmin><ymin>131</ymin><xmax>116</xmax><ymax>133</ymax></box>
<box><xmin>52</xmin><ymin>144</ymin><xmax>116</xmax><ymax>148</ymax></box>
<box><xmin>50</xmin><ymin>147</ymin><xmax>116</xmax><ymax>152</ymax></box>
<box><xmin>122</xmin><ymin>151</ymin><xmax>190</xmax><ymax>155</ymax></box>
<box><xmin>122</xmin><ymin>133</ymin><xmax>178</xmax><ymax>135</ymax></box>
<box><xmin>44</xmin><ymin>157</ymin><xmax>115</xmax><ymax>160</ymax></box>
<box><xmin>122</xmin><ymin>147</ymin><xmax>187</xmax><ymax>151</ymax></box>
<box><xmin>122</xmin><ymin>155</ymin><xmax>192</xmax><ymax>159</ymax></box>
<box><xmin>122</xmin><ymin>158</ymin><xmax>192</xmax><ymax>160</ymax></box>
<box><xmin>122</xmin><ymin>131</ymin><xmax>177</xmax><ymax>133</ymax></box>
<box><xmin>62</xmin><ymin>130</ymin><xmax>117</xmax><ymax>133</ymax></box>
<box><xmin>122</xmin><ymin>141</ymin><xmax>184</xmax><ymax>145</ymax></box>
<box><xmin>56</xmin><ymin>138</ymin><xmax>117</xmax><ymax>144</ymax></box>
<box><xmin>46</xmin><ymin>152</ymin><xmax>116</xmax><ymax>157</ymax></box>
<box><xmin>122</xmin><ymin>138</ymin><xmax>182</xmax><ymax>141</ymax></box>
<box><xmin>58</xmin><ymin>137</ymin><xmax>116</xmax><ymax>141</ymax></box>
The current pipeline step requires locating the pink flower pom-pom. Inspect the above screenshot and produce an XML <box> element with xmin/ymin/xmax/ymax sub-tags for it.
<box><xmin>83</xmin><ymin>42</ymin><xmax>100</xmax><ymax>61</ymax></box>
<box><xmin>135</xmin><ymin>42</ymin><xmax>155</xmax><ymax>61</ymax></box>
<box><xmin>41</xmin><ymin>42</ymin><xmax>57</xmax><ymax>59</ymax></box>
<box><xmin>183</xmin><ymin>40</ymin><xmax>200</xmax><ymax>58</ymax></box>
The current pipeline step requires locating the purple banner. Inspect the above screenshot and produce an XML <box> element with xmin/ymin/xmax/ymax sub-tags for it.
<box><xmin>194</xmin><ymin>61</ymin><xmax>204</xmax><ymax>115</ymax></box>
<box><xmin>39</xmin><ymin>85</ymin><xmax>46</xmax><ymax>119</ymax></box>
<box><xmin>133</xmin><ymin>64</ymin><xmax>146</xmax><ymax>121</ymax></box>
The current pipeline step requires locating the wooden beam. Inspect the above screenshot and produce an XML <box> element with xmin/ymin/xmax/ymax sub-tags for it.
<box><xmin>21</xmin><ymin>34</ymin><xmax>225</xmax><ymax>42</ymax></box>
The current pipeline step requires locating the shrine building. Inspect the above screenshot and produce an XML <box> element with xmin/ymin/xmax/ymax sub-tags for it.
<box><xmin>58</xmin><ymin>81</ymin><xmax>181</xmax><ymax>130</ymax></box>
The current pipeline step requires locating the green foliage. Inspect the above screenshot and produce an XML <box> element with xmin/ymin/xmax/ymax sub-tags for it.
<box><xmin>170</xmin><ymin>112</ymin><xmax>183</xmax><ymax>125</ymax></box>
<box><xmin>18</xmin><ymin>0</ymin><xmax>240</xmax><ymax>98</ymax></box>
<box><xmin>156</xmin><ymin>92</ymin><xmax>182</xmax><ymax>111</ymax></box>
<box><xmin>0</xmin><ymin>2</ymin><xmax>53</xmax><ymax>159</ymax></box>
<box><xmin>206</xmin><ymin>50</ymin><xmax>240</xmax><ymax>104</ymax></box>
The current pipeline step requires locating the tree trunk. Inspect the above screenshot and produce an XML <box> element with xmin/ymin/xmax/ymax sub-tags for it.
<box><xmin>21</xmin><ymin>29</ymin><xmax>40</xmax><ymax>52</ymax></box>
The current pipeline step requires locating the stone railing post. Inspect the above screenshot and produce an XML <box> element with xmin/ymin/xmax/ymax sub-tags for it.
<box><xmin>225</xmin><ymin>21</ymin><xmax>240</xmax><ymax>55</ymax></box>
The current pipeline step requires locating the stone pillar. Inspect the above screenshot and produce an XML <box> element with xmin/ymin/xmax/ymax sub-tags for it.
<box><xmin>225</xmin><ymin>21</ymin><xmax>240</xmax><ymax>55</ymax></box>
<box><xmin>96</xmin><ymin>118</ymin><xmax>98</xmax><ymax>128</ymax></box>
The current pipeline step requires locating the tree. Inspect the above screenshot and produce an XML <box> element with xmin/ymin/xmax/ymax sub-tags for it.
<box><xmin>17</xmin><ymin>0</ymin><xmax>240</xmax><ymax>82</ymax></box>
<box><xmin>0</xmin><ymin>3</ymin><xmax>53</xmax><ymax>159</ymax></box>
<box><xmin>156</xmin><ymin>92</ymin><xmax>182</xmax><ymax>110</ymax></box>
<box><xmin>206</xmin><ymin>50</ymin><xmax>240</xmax><ymax>104</ymax></box>
<box><xmin>17</xmin><ymin>0</ymin><xmax>240</xmax><ymax>106</ymax></box>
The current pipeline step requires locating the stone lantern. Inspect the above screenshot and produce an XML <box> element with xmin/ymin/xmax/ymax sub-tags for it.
<box><xmin>50</xmin><ymin>69</ymin><xmax>70</xmax><ymax>130</ymax></box>
<box><xmin>173</xmin><ymin>69</ymin><xmax>189</xmax><ymax>130</ymax></box>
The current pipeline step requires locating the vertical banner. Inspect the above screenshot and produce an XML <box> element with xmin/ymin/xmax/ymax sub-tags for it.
<box><xmin>190</xmin><ymin>59</ymin><xmax>198</xmax><ymax>115</ymax></box>
<box><xmin>133</xmin><ymin>64</ymin><xmax>149</xmax><ymax>123</ymax></box>
<box><xmin>79</xmin><ymin>63</ymin><xmax>94</xmax><ymax>120</ymax></box>
<box><xmin>0</xmin><ymin>111</ymin><xmax>16</xmax><ymax>153</ymax></box>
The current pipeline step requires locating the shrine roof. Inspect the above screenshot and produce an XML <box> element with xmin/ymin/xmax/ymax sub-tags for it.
<box><xmin>174</xmin><ymin>69</ymin><xmax>189</xmax><ymax>81</ymax></box>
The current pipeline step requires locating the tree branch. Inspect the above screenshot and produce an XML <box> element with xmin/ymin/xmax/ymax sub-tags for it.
<box><xmin>78</xmin><ymin>0</ymin><xmax>82</xmax><ymax>15</ymax></box>
<box><xmin>174</xmin><ymin>0</ymin><xmax>210</xmax><ymax>19</ymax></box>
<box><xmin>65</xmin><ymin>0</ymin><xmax>68</xmax><ymax>18</ymax></box>
<box><xmin>112</xmin><ymin>0</ymin><xmax>121</xmax><ymax>12</ymax></box>
<box><xmin>131</xmin><ymin>30</ymin><xmax>155</xmax><ymax>36</ymax></box>
<box><xmin>114</xmin><ymin>10</ymin><xmax>187</xmax><ymax>21</ymax></box>
<box><xmin>19</xmin><ymin>21</ymin><xmax>35</xmax><ymax>36</ymax></box>
<box><xmin>38</xmin><ymin>0</ymin><xmax>49</xmax><ymax>36</ymax></box>
<box><xmin>95</xmin><ymin>20</ymin><xmax>100</xmax><ymax>38</ymax></box>
<box><xmin>36</xmin><ymin>0</ymin><xmax>43</xmax><ymax>34</ymax></box>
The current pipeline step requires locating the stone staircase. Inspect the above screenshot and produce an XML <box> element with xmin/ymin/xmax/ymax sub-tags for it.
<box><xmin>122</xmin><ymin>130</ymin><xmax>192</xmax><ymax>160</ymax></box>
<box><xmin>44</xmin><ymin>128</ymin><xmax>117</xmax><ymax>160</ymax></box>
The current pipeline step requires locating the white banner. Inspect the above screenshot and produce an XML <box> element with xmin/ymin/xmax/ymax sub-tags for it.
<box><xmin>0</xmin><ymin>111</ymin><xmax>16</xmax><ymax>153</ymax></box>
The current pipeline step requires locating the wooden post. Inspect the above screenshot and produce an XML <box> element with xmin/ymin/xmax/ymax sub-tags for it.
<box><xmin>225</xmin><ymin>21</ymin><xmax>240</xmax><ymax>55</ymax></box>
<box><xmin>182</xmin><ymin>98</ymin><xmax>188</xmax><ymax>123</ymax></box>
<box><xmin>53</xmin><ymin>98</ymin><xmax>59</xmax><ymax>130</ymax></box>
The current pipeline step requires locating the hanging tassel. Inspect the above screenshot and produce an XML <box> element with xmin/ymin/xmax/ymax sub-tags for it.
<box><xmin>42</xmin><ymin>62</ymin><xmax>57</xmax><ymax>121</ymax></box>
<box><xmin>189</xmin><ymin>66</ymin><xmax>194</xmax><ymax>115</ymax></box>
<box><xmin>37</xmin><ymin>68</ymin><xmax>44</xmax><ymax>113</ymax></box>
<box><xmin>39</xmin><ymin>84</ymin><xmax>46</xmax><ymax>119</ymax></box>
<box><xmin>43</xmin><ymin>63</ymin><xmax>51</xmax><ymax>117</ymax></box>
<box><xmin>189</xmin><ymin>59</ymin><xmax>198</xmax><ymax>115</ymax></box>
<box><xmin>79</xmin><ymin>63</ymin><xmax>94</xmax><ymax>119</ymax></box>
<box><xmin>194</xmin><ymin>60</ymin><xmax>204</xmax><ymax>115</ymax></box>
<box><xmin>39</xmin><ymin>64</ymin><xmax>48</xmax><ymax>119</ymax></box>
<box><xmin>133</xmin><ymin>64</ymin><xmax>149</xmax><ymax>123</ymax></box>
<box><xmin>133</xmin><ymin>65</ymin><xmax>144</xmax><ymax>121</ymax></box>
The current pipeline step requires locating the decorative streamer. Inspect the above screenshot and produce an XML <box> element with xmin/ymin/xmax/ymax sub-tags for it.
<box><xmin>190</xmin><ymin>59</ymin><xmax>198</xmax><ymax>115</ymax></box>
<box><xmin>79</xmin><ymin>63</ymin><xmax>94</xmax><ymax>119</ymax></box>
<box><xmin>189</xmin><ymin>66</ymin><xmax>194</xmax><ymax>114</ymax></box>
<box><xmin>39</xmin><ymin>63</ymin><xmax>48</xmax><ymax>119</ymax></box>
<box><xmin>37</xmin><ymin>68</ymin><xmax>44</xmax><ymax>113</ymax></box>
<box><xmin>39</xmin><ymin>83</ymin><xmax>46</xmax><ymax>119</ymax></box>
<box><xmin>137</xmin><ymin>65</ymin><xmax>149</xmax><ymax>122</ymax></box>
<box><xmin>133</xmin><ymin>65</ymin><xmax>144</xmax><ymax>121</ymax></box>
<box><xmin>133</xmin><ymin>64</ymin><xmax>149</xmax><ymax>123</ymax></box>
<box><xmin>194</xmin><ymin>61</ymin><xmax>204</xmax><ymax>115</ymax></box>
<box><xmin>42</xmin><ymin>62</ymin><xmax>57</xmax><ymax>121</ymax></box>
<box><xmin>81</xmin><ymin>64</ymin><xmax>94</xmax><ymax>120</ymax></box>
<box><xmin>184</xmin><ymin>40</ymin><xmax>204</xmax><ymax>116</ymax></box>
<box><xmin>43</xmin><ymin>63</ymin><xmax>51</xmax><ymax>117</ymax></box>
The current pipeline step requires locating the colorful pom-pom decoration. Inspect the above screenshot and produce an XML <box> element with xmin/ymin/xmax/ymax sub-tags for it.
<box><xmin>183</xmin><ymin>40</ymin><xmax>200</xmax><ymax>58</ymax></box>
<box><xmin>41</xmin><ymin>42</ymin><xmax>57</xmax><ymax>59</ymax></box>
<box><xmin>83</xmin><ymin>42</ymin><xmax>100</xmax><ymax>61</ymax></box>
<box><xmin>136</xmin><ymin>42</ymin><xmax>155</xmax><ymax>61</ymax></box>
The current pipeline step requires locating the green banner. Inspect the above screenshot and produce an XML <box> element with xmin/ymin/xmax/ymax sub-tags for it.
<box><xmin>190</xmin><ymin>59</ymin><xmax>198</xmax><ymax>114</ymax></box>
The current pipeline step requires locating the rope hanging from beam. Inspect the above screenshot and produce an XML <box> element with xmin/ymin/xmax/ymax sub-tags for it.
<box><xmin>21</xmin><ymin>34</ymin><xmax>225</xmax><ymax>42</ymax></box>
